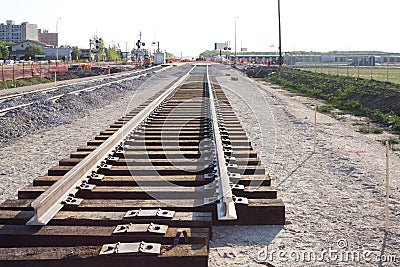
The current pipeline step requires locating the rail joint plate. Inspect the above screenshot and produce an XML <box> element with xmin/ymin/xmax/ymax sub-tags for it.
<box><xmin>113</xmin><ymin>223</ymin><xmax>168</xmax><ymax>234</ymax></box>
<box><xmin>99</xmin><ymin>241</ymin><xmax>161</xmax><ymax>255</ymax></box>
<box><xmin>124</xmin><ymin>209</ymin><xmax>175</xmax><ymax>219</ymax></box>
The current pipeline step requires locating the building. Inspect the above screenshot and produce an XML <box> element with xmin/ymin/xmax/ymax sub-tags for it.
<box><xmin>0</xmin><ymin>20</ymin><xmax>38</xmax><ymax>43</ymax></box>
<box><xmin>11</xmin><ymin>40</ymin><xmax>49</xmax><ymax>60</ymax></box>
<box><xmin>10</xmin><ymin>40</ymin><xmax>72</xmax><ymax>61</ymax></box>
<box><xmin>79</xmin><ymin>48</ymin><xmax>91</xmax><ymax>61</ymax></box>
<box><xmin>42</xmin><ymin>46</ymin><xmax>72</xmax><ymax>61</ymax></box>
<box><xmin>38</xmin><ymin>29</ymin><xmax>58</xmax><ymax>47</ymax></box>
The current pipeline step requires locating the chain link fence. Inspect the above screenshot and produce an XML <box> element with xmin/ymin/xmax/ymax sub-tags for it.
<box><xmin>285</xmin><ymin>54</ymin><xmax>400</xmax><ymax>84</ymax></box>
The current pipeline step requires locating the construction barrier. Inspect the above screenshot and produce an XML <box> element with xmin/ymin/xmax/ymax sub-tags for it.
<box><xmin>0</xmin><ymin>62</ymin><xmax>68</xmax><ymax>82</ymax></box>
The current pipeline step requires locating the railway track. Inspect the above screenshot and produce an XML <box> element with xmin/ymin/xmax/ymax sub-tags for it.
<box><xmin>0</xmin><ymin>64</ymin><xmax>285</xmax><ymax>266</ymax></box>
<box><xmin>0</xmin><ymin>65</ymin><xmax>167</xmax><ymax>115</ymax></box>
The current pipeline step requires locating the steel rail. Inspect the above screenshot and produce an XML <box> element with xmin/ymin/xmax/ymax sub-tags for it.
<box><xmin>27</xmin><ymin>65</ymin><xmax>194</xmax><ymax>225</ymax></box>
<box><xmin>206</xmin><ymin>65</ymin><xmax>237</xmax><ymax>220</ymax></box>
<box><xmin>0</xmin><ymin>66</ymin><xmax>171</xmax><ymax>115</ymax></box>
<box><xmin>0</xmin><ymin>66</ymin><xmax>161</xmax><ymax>102</ymax></box>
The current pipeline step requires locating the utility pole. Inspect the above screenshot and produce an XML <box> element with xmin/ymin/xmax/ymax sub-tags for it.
<box><xmin>278</xmin><ymin>0</ymin><xmax>283</xmax><ymax>66</ymax></box>
<box><xmin>234</xmin><ymin>17</ymin><xmax>238</xmax><ymax>60</ymax></box>
<box><xmin>152</xmin><ymin>41</ymin><xmax>160</xmax><ymax>54</ymax></box>
<box><xmin>55</xmin><ymin>17</ymin><xmax>61</xmax><ymax>86</ymax></box>
<box><xmin>386</xmin><ymin>54</ymin><xmax>389</xmax><ymax>83</ymax></box>
<box><xmin>136</xmin><ymin>31</ymin><xmax>145</xmax><ymax>67</ymax></box>
<box><xmin>124</xmin><ymin>42</ymin><xmax>128</xmax><ymax>60</ymax></box>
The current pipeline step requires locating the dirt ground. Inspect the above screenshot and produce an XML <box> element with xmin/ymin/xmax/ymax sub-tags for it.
<box><xmin>0</xmin><ymin>64</ymin><xmax>398</xmax><ymax>266</ymax></box>
<box><xmin>208</xmin><ymin>66</ymin><xmax>399</xmax><ymax>267</ymax></box>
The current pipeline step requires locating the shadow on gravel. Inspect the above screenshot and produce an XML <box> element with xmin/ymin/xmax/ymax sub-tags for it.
<box><xmin>277</xmin><ymin>152</ymin><xmax>314</xmax><ymax>188</ymax></box>
<box><xmin>210</xmin><ymin>225</ymin><xmax>282</xmax><ymax>248</ymax></box>
<box><xmin>378</xmin><ymin>231</ymin><xmax>389</xmax><ymax>267</ymax></box>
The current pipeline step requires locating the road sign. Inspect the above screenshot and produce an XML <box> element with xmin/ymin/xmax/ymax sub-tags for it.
<box><xmin>215</xmin><ymin>43</ymin><xmax>228</xmax><ymax>50</ymax></box>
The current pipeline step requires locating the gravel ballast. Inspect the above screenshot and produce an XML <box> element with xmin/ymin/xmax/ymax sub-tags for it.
<box><xmin>0</xmin><ymin>67</ymin><xmax>167</xmax><ymax>144</ymax></box>
<box><xmin>0</xmin><ymin>64</ymin><xmax>191</xmax><ymax>202</ymax></box>
<box><xmin>209</xmin><ymin>65</ymin><xmax>399</xmax><ymax>267</ymax></box>
<box><xmin>0</xmin><ymin>64</ymin><xmax>398</xmax><ymax>266</ymax></box>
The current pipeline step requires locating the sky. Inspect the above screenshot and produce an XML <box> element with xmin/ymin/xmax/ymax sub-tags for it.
<box><xmin>1</xmin><ymin>0</ymin><xmax>400</xmax><ymax>58</ymax></box>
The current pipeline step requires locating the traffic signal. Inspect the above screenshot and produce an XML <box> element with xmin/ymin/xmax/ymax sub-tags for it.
<box><xmin>136</xmin><ymin>40</ymin><xmax>145</xmax><ymax>49</ymax></box>
<box><xmin>95</xmin><ymin>39</ymin><xmax>100</xmax><ymax>49</ymax></box>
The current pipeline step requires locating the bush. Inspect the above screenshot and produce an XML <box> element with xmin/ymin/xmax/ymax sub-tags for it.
<box><xmin>381</xmin><ymin>137</ymin><xmax>399</xmax><ymax>145</ymax></box>
<box><xmin>317</xmin><ymin>104</ymin><xmax>334</xmax><ymax>114</ymax></box>
<box><xmin>0</xmin><ymin>76</ymin><xmax>51</xmax><ymax>90</ymax></box>
<box><xmin>265</xmin><ymin>68</ymin><xmax>400</xmax><ymax>132</ymax></box>
<box><xmin>358</xmin><ymin>127</ymin><xmax>383</xmax><ymax>134</ymax></box>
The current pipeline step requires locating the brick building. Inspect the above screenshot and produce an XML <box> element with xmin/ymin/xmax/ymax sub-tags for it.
<box><xmin>38</xmin><ymin>29</ymin><xmax>58</xmax><ymax>47</ymax></box>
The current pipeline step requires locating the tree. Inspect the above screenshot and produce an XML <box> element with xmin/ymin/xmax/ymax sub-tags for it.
<box><xmin>131</xmin><ymin>48</ymin><xmax>137</xmax><ymax>60</ymax></box>
<box><xmin>106</xmin><ymin>42</ymin><xmax>121</xmax><ymax>61</ymax></box>
<box><xmin>165</xmin><ymin>52</ymin><xmax>175</xmax><ymax>59</ymax></box>
<box><xmin>0</xmin><ymin>41</ymin><xmax>9</xmax><ymax>60</ymax></box>
<box><xmin>24</xmin><ymin>44</ymin><xmax>43</xmax><ymax>60</ymax></box>
<box><xmin>199</xmin><ymin>50</ymin><xmax>220</xmax><ymax>59</ymax></box>
<box><xmin>71</xmin><ymin>46</ymin><xmax>81</xmax><ymax>61</ymax></box>
<box><xmin>131</xmin><ymin>48</ymin><xmax>150</xmax><ymax>62</ymax></box>
<box><xmin>90</xmin><ymin>36</ymin><xmax>105</xmax><ymax>61</ymax></box>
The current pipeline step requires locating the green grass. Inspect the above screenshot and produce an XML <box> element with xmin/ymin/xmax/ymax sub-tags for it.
<box><xmin>317</xmin><ymin>104</ymin><xmax>334</xmax><ymax>114</ymax></box>
<box><xmin>358</xmin><ymin>127</ymin><xmax>383</xmax><ymax>134</ymax></box>
<box><xmin>0</xmin><ymin>76</ymin><xmax>51</xmax><ymax>90</ymax></box>
<box><xmin>265</xmin><ymin>67</ymin><xmax>400</xmax><ymax>132</ymax></box>
<box><xmin>381</xmin><ymin>137</ymin><xmax>399</xmax><ymax>145</ymax></box>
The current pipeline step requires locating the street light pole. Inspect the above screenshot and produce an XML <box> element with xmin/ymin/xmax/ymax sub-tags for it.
<box><xmin>124</xmin><ymin>42</ymin><xmax>128</xmax><ymax>60</ymax></box>
<box><xmin>55</xmin><ymin>17</ymin><xmax>61</xmax><ymax>86</ymax></box>
<box><xmin>278</xmin><ymin>0</ymin><xmax>283</xmax><ymax>66</ymax></box>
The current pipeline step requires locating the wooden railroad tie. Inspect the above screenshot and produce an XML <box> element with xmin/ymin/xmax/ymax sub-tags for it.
<box><xmin>0</xmin><ymin>66</ymin><xmax>285</xmax><ymax>267</ymax></box>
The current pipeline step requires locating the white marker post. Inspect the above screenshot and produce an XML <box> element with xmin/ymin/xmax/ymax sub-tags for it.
<box><xmin>313</xmin><ymin>105</ymin><xmax>317</xmax><ymax>153</ymax></box>
<box><xmin>385</xmin><ymin>140</ymin><xmax>390</xmax><ymax>232</ymax></box>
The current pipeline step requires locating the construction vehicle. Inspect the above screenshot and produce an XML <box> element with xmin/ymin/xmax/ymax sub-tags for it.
<box><xmin>143</xmin><ymin>54</ymin><xmax>152</xmax><ymax>67</ymax></box>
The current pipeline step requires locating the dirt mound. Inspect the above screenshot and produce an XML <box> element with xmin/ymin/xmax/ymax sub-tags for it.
<box><xmin>236</xmin><ymin>65</ymin><xmax>277</xmax><ymax>78</ymax></box>
<box><xmin>265</xmin><ymin>67</ymin><xmax>400</xmax><ymax>130</ymax></box>
<box><xmin>56</xmin><ymin>69</ymin><xmax>99</xmax><ymax>81</ymax></box>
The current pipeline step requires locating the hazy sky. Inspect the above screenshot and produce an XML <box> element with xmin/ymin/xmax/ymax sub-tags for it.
<box><xmin>1</xmin><ymin>0</ymin><xmax>399</xmax><ymax>57</ymax></box>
